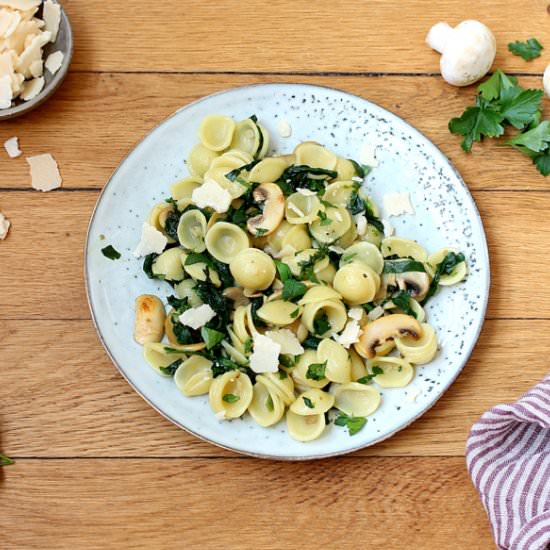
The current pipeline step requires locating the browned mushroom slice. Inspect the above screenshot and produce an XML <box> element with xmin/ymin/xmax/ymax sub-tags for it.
<box><xmin>246</xmin><ymin>183</ymin><xmax>285</xmax><ymax>236</ymax></box>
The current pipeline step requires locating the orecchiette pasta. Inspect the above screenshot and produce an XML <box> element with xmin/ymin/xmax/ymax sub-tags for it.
<box><xmin>133</xmin><ymin>113</ymin><xmax>469</xmax><ymax>442</ymax></box>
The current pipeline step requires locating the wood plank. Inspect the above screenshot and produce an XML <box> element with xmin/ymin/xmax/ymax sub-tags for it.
<box><xmin>0</xmin><ymin>190</ymin><xmax>547</xmax><ymax>319</ymax></box>
<box><xmin>1</xmin><ymin>457</ymin><xmax>493</xmax><ymax>549</ymax></box>
<box><xmin>0</xmin><ymin>318</ymin><xmax>544</xmax><ymax>457</ymax></box>
<box><xmin>1</xmin><ymin>73</ymin><xmax>549</xmax><ymax>191</ymax></box>
<box><xmin>63</xmin><ymin>0</ymin><xmax>549</xmax><ymax>74</ymax></box>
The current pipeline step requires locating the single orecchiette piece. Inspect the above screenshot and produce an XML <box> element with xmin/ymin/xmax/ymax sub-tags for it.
<box><xmin>209</xmin><ymin>371</ymin><xmax>253</xmax><ymax>419</ymax></box>
<box><xmin>174</xmin><ymin>355</ymin><xmax>213</xmax><ymax>396</ymax></box>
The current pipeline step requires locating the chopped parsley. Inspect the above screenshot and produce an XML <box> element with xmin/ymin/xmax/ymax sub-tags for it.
<box><xmin>243</xmin><ymin>337</ymin><xmax>253</xmax><ymax>354</ymax></box>
<box><xmin>211</xmin><ymin>357</ymin><xmax>240</xmax><ymax>377</ymax></box>
<box><xmin>390</xmin><ymin>290</ymin><xmax>417</xmax><ymax>318</ymax></box>
<box><xmin>306</xmin><ymin>361</ymin><xmax>327</xmax><ymax>381</ymax></box>
<box><xmin>318</xmin><ymin>210</ymin><xmax>332</xmax><ymax>226</ymax></box>
<box><xmin>422</xmin><ymin>251</ymin><xmax>465</xmax><ymax>304</ymax></box>
<box><xmin>334</xmin><ymin>414</ymin><xmax>367</xmax><ymax>436</ymax></box>
<box><xmin>222</xmin><ymin>393</ymin><xmax>240</xmax><ymax>403</ymax></box>
<box><xmin>357</xmin><ymin>366</ymin><xmax>384</xmax><ymax>384</ymax></box>
<box><xmin>302</xmin><ymin>396</ymin><xmax>315</xmax><ymax>409</ymax></box>
<box><xmin>159</xmin><ymin>359</ymin><xmax>182</xmax><ymax>376</ymax></box>
<box><xmin>255</xmin><ymin>227</ymin><xmax>268</xmax><ymax>237</ymax></box>
<box><xmin>313</xmin><ymin>311</ymin><xmax>331</xmax><ymax>336</ymax></box>
<box><xmin>282</xmin><ymin>278</ymin><xmax>307</xmax><ymax>302</ymax></box>
<box><xmin>101</xmin><ymin>245</ymin><xmax>121</xmax><ymax>260</ymax></box>
<box><xmin>266</xmin><ymin>395</ymin><xmax>274</xmax><ymax>412</ymax></box>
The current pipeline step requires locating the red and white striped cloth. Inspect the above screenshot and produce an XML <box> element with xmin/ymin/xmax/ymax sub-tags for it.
<box><xmin>466</xmin><ymin>375</ymin><xmax>550</xmax><ymax>550</ymax></box>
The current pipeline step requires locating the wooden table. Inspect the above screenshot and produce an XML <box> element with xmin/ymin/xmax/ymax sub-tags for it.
<box><xmin>1</xmin><ymin>1</ymin><xmax>549</xmax><ymax>547</ymax></box>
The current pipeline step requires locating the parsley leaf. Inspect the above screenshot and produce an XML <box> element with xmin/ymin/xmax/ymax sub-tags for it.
<box><xmin>101</xmin><ymin>245</ymin><xmax>121</xmax><ymax>260</ymax></box>
<box><xmin>499</xmin><ymin>89</ymin><xmax>544</xmax><ymax>130</ymax></box>
<box><xmin>302</xmin><ymin>396</ymin><xmax>315</xmax><ymax>409</ymax></box>
<box><xmin>201</xmin><ymin>326</ymin><xmax>225</xmax><ymax>350</ymax></box>
<box><xmin>211</xmin><ymin>357</ymin><xmax>240</xmax><ymax>377</ymax></box>
<box><xmin>508</xmin><ymin>38</ymin><xmax>543</xmax><ymax>61</ymax></box>
<box><xmin>508</xmin><ymin>120</ymin><xmax>550</xmax><ymax>152</ymax></box>
<box><xmin>357</xmin><ymin>366</ymin><xmax>384</xmax><ymax>384</ymax></box>
<box><xmin>313</xmin><ymin>311</ymin><xmax>331</xmax><ymax>336</ymax></box>
<box><xmin>159</xmin><ymin>359</ymin><xmax>182</xmax><ymax>376</ymax></box>
<box><xmin>306</xmin><ymin>361</ymin><xmax>327</xmax><ymax>381</ymax></box>
<box><xmin>282</xmin><ymin>279</ymin><xmax>307</xmax><ymax>302</ymax></box>
<box><xmin>0</xmin><ymin>452</ymin><xmax>14</xmax><ymax>466</ymax></box>
<box><xmin>448</xmin><ymin>96</ymin><xmax>505</xmax><ymax>152</ymax></box>
<box><xmin>534</xmin><ymin>151</ymin><xmax>550</xmax><ymax>176</ymax></box>
<box><xmin>390</xmin><ymin>290</ymin><xmax>417</xmax><ymax>318</ymax></box>
<box><xmin>318</xmin><ymin>210</ymin><xmax>333</xmax><ymax>226</ymax></box>
<box><xmin>222</xmin><ymin>393</ymin><xmax>240</xmax><ymax>403</ymax></box>
<box><xmin>334</xmin><ymin>414</ymin><xmax>367</xmax><ymax>436</ymax></box>
<box><xmin>383</xmin><ymin>259</ymin><xmax>426</xmax><ymax>273</ymax></box>
<box><xmin>422</xmin><ymin>251</ymin><xmax>465</xmax><ymax>305</ymax></box>
<box><xmin>274</xmin><ymin>260</ymin><xmax>292</xmax><ymax>282</ymax></box>
<box><xmin>478</xmin><ymin>70</ymin><xmax>518</xmax><ymax>101</ymax></box>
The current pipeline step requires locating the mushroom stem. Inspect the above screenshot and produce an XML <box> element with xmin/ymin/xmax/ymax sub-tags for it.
<box><xmin>426</xmin><ymin>22</ymin><xmax>453</xmax><ymax>54</ymax></box>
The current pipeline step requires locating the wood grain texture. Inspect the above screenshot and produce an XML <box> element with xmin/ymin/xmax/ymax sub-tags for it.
<box><xmin>0</xmin><ymin>190</ymin><xmax>548</xmax><ymax>319</ymax></box>
<box><xmin>0</xmin><ymin>319</ymin><xmax>545</xmax><ymax>457</ymax></box>
<box><xmin>1</xmin><ymin>73</ymin><xmax>550</xmax><ymax>190</ymax></box>
<box><xmin>63</xmin><ymin>0</ymin><xmax>550</xmax><ymax>74</ymax></box>
<box><xmin>0</xmin><ymin>457</ymin><xmax>493</xmax><ymax>550</ymax></box>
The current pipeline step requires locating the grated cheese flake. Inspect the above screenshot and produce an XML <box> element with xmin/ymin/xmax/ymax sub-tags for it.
<box><xmin>26</xmin><ymin>153</ymin><xmax>61</xmax><ymax>191</ymax></box>
<box><xmin>277</xmin><ymin>119</ymin><xmax>292</xmax><ymax>138</ymax></box>
<box><xmin>178</xmin><ymin>304</ymin><xmax>216</xmax><ymax>330</ymax></box>
<box><xmin>249</xmin><ymin>333</ymin><xmax>281</xmax><ymax>373</ymax></box>
<box><xmin>42</xmin><ymin>0</ymin><xmax>60</xmax><ymax>41</ymax></box>
<box><xmin>4</xmin><ymin>135</ymin><xmax>21</xmax><ymax>158</ymax></box>
<box><xmin>44</xmin><ymin>49</ymin><xmax>63</xmax><ymax>74</ymax></box>
<box><xmin>264</xmin><ymin>329</ymin><xmax>304</xmax><ymax>355</ymax></box>
<box><xmin>133</xmin><ymin>222</ymin><xmax>167</xmax><ymax>258</ymax></box>
<box><xmin>191</xmin><ymin>178</ymin><xmax>232</xmax><ymax>213</ymax></box>
<box><xmin>383</xmin><ymin>192</ymin><xmax>414</xmax><ymax>217</ymax></box>
<box><xmin>0</xmin><ymin>211</ymin><xmax>10</xmax><ymax>239</ymax></box>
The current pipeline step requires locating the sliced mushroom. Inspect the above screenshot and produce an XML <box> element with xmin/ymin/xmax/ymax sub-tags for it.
<box><xmin>356</xmin><ymin>314</ymin><xmax>422</xmax><ymax>359</ymax></box>
<box><xmin>223</xmin><ymin>286</ymin><xmax>250</xmax><ymax>308</ymax></box>
<box><xmin>247</xmin><ymin>183</ymin><xmax>285</xmax><ymax>236</ymax></box>
<box><xmin>395</xmin><ymin>271</ymin><xmax>431</xmax><ymax>301</ymax></box>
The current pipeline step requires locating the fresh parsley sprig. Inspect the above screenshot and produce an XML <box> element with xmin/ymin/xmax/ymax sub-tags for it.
<box><xmin>508</xmin><ymin>38</ymin><xmax>543</xmax><ymax>61</ymax></box>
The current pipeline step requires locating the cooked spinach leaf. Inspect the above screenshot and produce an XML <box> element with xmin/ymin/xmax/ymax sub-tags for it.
<box><xmin>101</xmin><ymin>245</ymin><xmax>121</xmax><ymax>260</ymax></box>
<box><xmin>422</xmin><ymin>251</ymin><xmax>465</xmax><ymax>304</ymax></box>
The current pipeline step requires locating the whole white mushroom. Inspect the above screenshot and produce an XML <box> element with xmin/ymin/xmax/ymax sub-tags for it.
<box><xmin>426</xmin><ymin>20</ymin><xmax>496</xmax><ymax>87</ymax></box>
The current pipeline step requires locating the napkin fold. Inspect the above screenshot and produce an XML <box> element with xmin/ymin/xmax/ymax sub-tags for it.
<box><xmin>466</xmin><ymin>375</ymin><xmax>550</xmax><ymax>550</ymax></box>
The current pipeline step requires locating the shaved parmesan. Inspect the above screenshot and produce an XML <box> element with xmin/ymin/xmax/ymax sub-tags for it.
<box><xmin>367</xmin><ymin>305</ymin><xmax>385</xmax><ymax>321</ymax></box>
<box><xmin>277</xmin><ymin>119</ymin><xmax>292</xmax><ymax>138</ymax></box>
<box><xmin>382</xmin><ymin>218</ymin><xmax>395</xmax><ymax>236</ymax></box>
<box><xmin>0</xmin><ymin>1</ymin><xmax>41</xmax><ymax>10</ymax></box>
<box><xmin>296</xmin><ymin>188</ymin><xmax>317</xmax><ymax>196</ymax></box>
<box><xmin>4</xmin><ymin>136</ymin><xmax>21</xmax><ymax>157</ymax></box>
<box><xmin>29</xmin><ymin>57</ymin><xmax>42</xmax><ymax>77</ymax></box>
<box><xmin>0</xmin><ymin>8</ymin><xmax>20</xmax><ymax>38</ymax></box>
<box><xmin>214</xmin><ymin>410</ymin><xmax>226</xmax><ymax>420</ymax></box>
<box><xmin>333</xmin><ymin>320</ymin><xmax>362</xmax><ymax>348</ymax></box>
<box><xmin>16</xmin><ymin>31</ymin><xmax>50</xmax><ymax>77</ymax></box>
<box><xmin>44</xmin><ymin>49</ymin><xmax>62</xmax><ymax>74</ymax></box>
<box><xmin>404</xmin><ymin>386</ymin><xmax>422</xmax><ymax>403</ymax></box>
<box><xmin>359</xmin><ymin>144</ymin><xmax>379</xmax><ymax>167</ymax></box>
<box><xmin>178</xmin><ymin>304</ymin><xmax>216</xmax><ymax>330</ymax></box>
<box><xmin>264</xmin><ymin>329</ymin><xmax>304</xmax><ymax>356</ymax></box>
<box><xmin>354</xmin><ymin>213</ymin><xmax>367</xmax><ymax>236</ymax></box>
<box><xmin>0</xmin><ymin>74</ymin><xmax>12</xmax><ymax>108</ymax></box>
<box><xmin>133</xmin><ymin>222</ymin><xmax>167</xmax><ymax>258</ymax></box>
<box><xmin>383</xmin><ymin>192</ymin><xmax>414</xmax><ymax>217</ymax></box>
<box><xmin>0</xmin><ymin>211</ymin><xmax>10</xmax><ymax>239</ymax></box>
<box><xmin>191</xmin><ymin>178</ymin><xmax>232</xmax><ymax>213</ymax></box>
<box><xmin>348</xmin><ymin>307</ymin><xmax>363</xmax><ymax>321</ymax></box>
<box><xmin>250</xmin><ymin>333</ymin><xmax>281</xmax><ymax>374</ymax></box>
<box><xmin>27</xmin><ymin>153</ymin><xmax>61</xmax><ymax>191</ymax></box>
<box><xmin>19</xmin><ymin>74</ymin><xmax>42</xmax><ymax>99</ymax></box>
<box><xmin>42</xmin><ymin>0</ymin><xmax>59</xmax><ymax>42</ymax></box>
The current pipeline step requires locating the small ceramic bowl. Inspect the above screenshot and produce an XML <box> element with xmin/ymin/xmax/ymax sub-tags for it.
<box><xmin>0</xmin><ymin>0</ymin><xmax>73</xmax><ymax>120</ymax></box>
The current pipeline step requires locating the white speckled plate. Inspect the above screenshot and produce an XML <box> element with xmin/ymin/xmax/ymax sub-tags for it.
<box><xmin>85</xmin><ymin>83</ymin><xmax>490</xmax><ymax>460</ymax></box>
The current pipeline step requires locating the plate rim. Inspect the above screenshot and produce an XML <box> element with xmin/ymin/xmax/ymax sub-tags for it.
<box><xmin>84</xmin><ymin>82</ymin><xmax>491</xmax><ymax>461</ymax></box>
